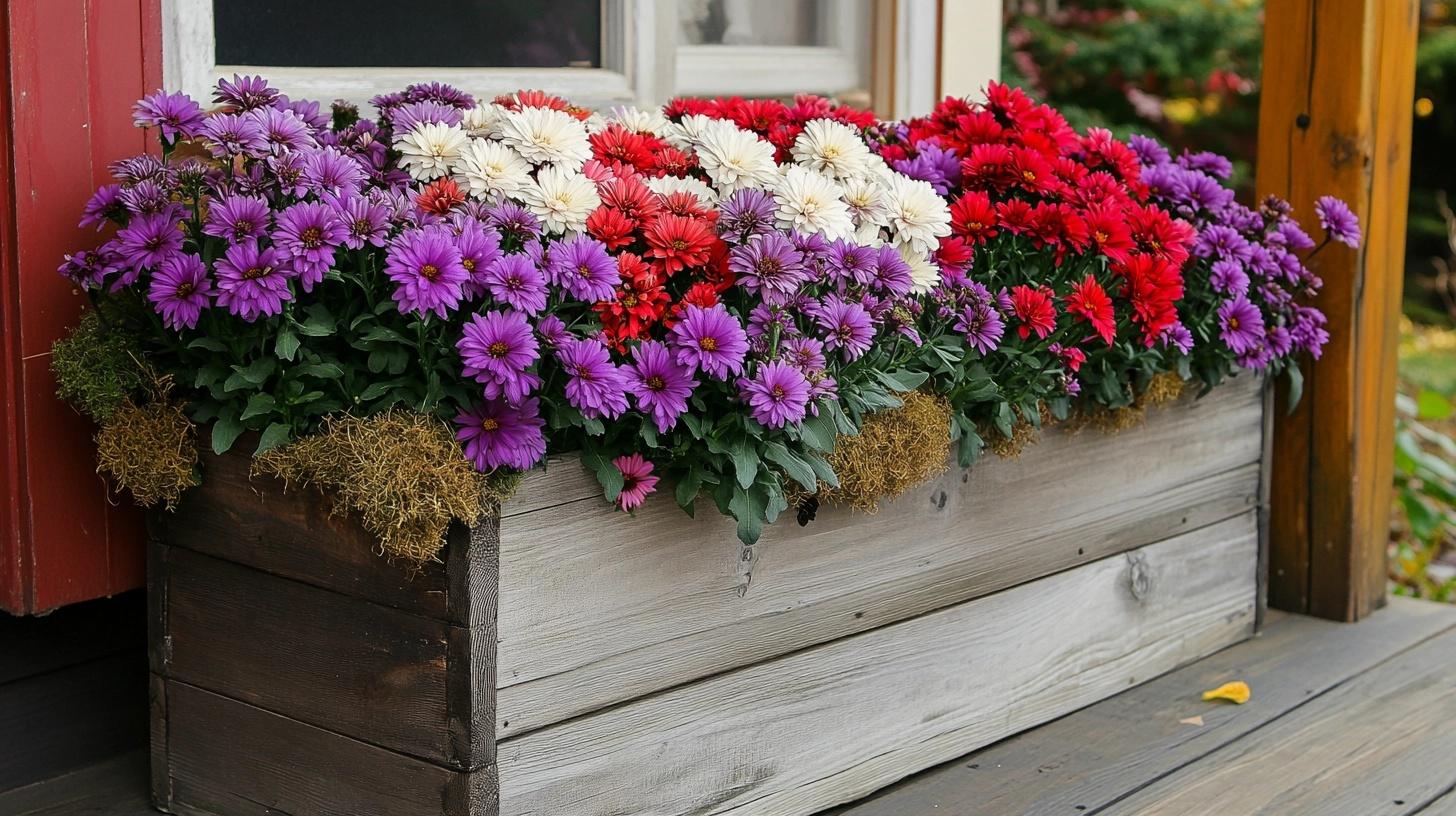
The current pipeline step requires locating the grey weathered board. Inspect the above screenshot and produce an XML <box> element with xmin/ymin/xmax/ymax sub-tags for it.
<box><xmin>149</xmin><ymin>376</ymin><xmax>1266</xmax><ymax>816</ymax></box>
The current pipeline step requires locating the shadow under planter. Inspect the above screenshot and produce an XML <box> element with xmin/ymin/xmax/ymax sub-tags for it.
<box><xmin>147</xmin><ymin>374</ymin><xmax>1269</xmax><ymax>816</ymax></box>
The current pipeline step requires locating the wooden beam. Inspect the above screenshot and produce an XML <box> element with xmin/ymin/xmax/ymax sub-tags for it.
<box><xmin>1256</xmin><ymin>0</ymin><xmax>1419</xmax><ymax>621</ymax></box>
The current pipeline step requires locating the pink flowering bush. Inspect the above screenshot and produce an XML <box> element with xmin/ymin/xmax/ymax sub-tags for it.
<box><xmin>56</xmin><ymin>76</ymin><xmax>1355</xmax><ymax>547</ymax></box>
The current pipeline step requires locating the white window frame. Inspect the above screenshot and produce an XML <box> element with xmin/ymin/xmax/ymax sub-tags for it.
<box><xmin>671</xmin><ymin>2</ymin><xmax>870</xmax><ymax>98</ymax></box>
<box><xmin>161</xmin><ymin>0</ymin><xmax>675</xmax><ymax>110</ymax></box>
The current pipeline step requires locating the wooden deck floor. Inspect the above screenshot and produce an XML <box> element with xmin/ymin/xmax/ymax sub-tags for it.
<box><xmin>3</xmin><ymin>596</ymin><xmax>1455</xmax><ymax>816</ymax></box>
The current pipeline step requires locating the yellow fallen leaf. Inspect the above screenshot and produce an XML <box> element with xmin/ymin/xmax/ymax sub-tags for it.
<box><xmin>1179</xmin><ymin>715</ymin><xmax>1205</xmax><ymax>727</ymax></box>
<box><xmin>1202</xmin><ymin>681</ymin><xmax>1250</xmax><ymax>704</ymax></box>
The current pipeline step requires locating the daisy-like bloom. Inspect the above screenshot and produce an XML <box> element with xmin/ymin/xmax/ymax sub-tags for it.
<box><xmin>556</xmin><ymin>335</ymin><xmax>629</xmax><ymax>420</ymax></box>
<box><xmin>204</xmin><ymin>195</ymin><xmax>271</xmax><ymax>244</ymax></box>
<box><xmin>213</xmin><ymin>74</ymin><xmax>278</xmax><ymax>110</ymax></box>
<box><xmin>334</xmin><ymin>195</ymin><xmax>392</xmax><ymax>250</ymax></box>
<box><xmin>1209</xmin><ymin>259</ymin><xmax>1251</xmax><ymax>296</ymax></box>
<box><xmin>416</xmin><ymin>176</ymin><xmax>468</xmax><ymax>215</ymax></box>
<box><xmin>455</xmin><ymin>397</ymin><xmax>547</xmax><ymax>471</ymax></box>
<box><xmin>455</xmin><ymin>138</ymin><xmax>533</xmax><ymax>199</ymax></box>
<box><xmin>730</xmin><ymin>232</ymin><xmax>808</xmax><ymax>303</ymax></box>
<box><xmin>497</xmin><ymin>105</ymin><xmax>592</xmax><ymax>169</ymax></box>
<box><xmin>840</xmin><ymin>175</ymin><xmax>891</xmax><ymax>234</ymax></box>
<box><xmin>148</xmin><ymin>254</ymin><xmax>215</xmax><ymax>330</ymax></box>
<box><xmin>460</xmin><ymin>103</ymin><xmax>508</xmax><ymax>137</ymax></box>
<box><xmin>395</xmin><ymin>122</ymin><xmax>468</xmax><ymax>181</ymax></box>
<box><xmin>824</xmin><ymin>239</ymin><xmax>877</xmax><ymax>285</ymax></box>
<box><xmin>1314</xmin><ymin>195</ymin><xmax>1362</xmax><ymax>247</ymax></box>
<box><xmin>883</xmin><ymin>173</ymin><xmax>953</xmax><ymax>256</ymax></box>
<box><xmin>814</xmin><ymin>295</ymin><xmax>875</xmax><ymax>360</ymax></box>
<box><xmin>897</xmin><ymin>244</ymin><xmax>940</xmax><ymax>295</ymax></box>
<box><xmin>792</xmin><ymin>118</ymin><xmax>873</xmax><ymax>180</ymax></box>
<box><xmin>546</xmin><ymin>233</ymin><xmax>620</xmax><ymax>302</ymax></box>
<box><xmin>389</xmin><ymin>101</ymin><xmax>465</xmax><ymax>132</ymax></box>
<box><xmin>80</xmin><ymin>184</ymin><xmax>126</xmax><ymax>230</ymax></box>
<box><xmin>301</xmin><ymin>147</ymin><xmax>366</xmax><ymax>195</ymax></box>
<box><xmin>1159</xmin><ymin>321</ymin><xmax>1195</xmax><ymax>356</ymax></box>
<box><xmin>1011</xmin><ymin>284</ymin><xmax>1057</xmax><ymax>340</ymax></box>
<box><xmin>384</xmin><ymin>227</ymin><xmax>469</xmax><ymax>318</ymax></box>
<box><xmin>625</xmin><ymin>340</ymin><xmax>698</xmax><ymax>433</ymax></box>
<box><xmin>608</xmin><ymin>105</ymin><xmax>671</xmax><ymax>136</ymax></box>
<box><xmin>668</xmin><ymin>303</ymin><xmax>750</xmax><ymax>380</ymax></box>
<box><xmin>457</xmin><ymin>310</ymin><xmax>539</xmax><ymax>403</ymax></box>
<box><xmin>247</xmin><ymin>105</ymin><xmax>317</xmax><ymax>154</ymax></box>
<box><xmin>274</xmin><ymin>201</ymin><xmax>346</xmax><ymax>292</ymax></box>
<box><xmin>954</xmin><ymin>302</ymin><xmax>1005</xmax><ymax>355</ymax></box>
<box><xmin>118</xmin><ymin>181</ymin><xmax>170</xmax><ymax>216</ymax></box>
<box><xmin>646</xmin><ymin>174</ymin><xmax>716</xmax><ymax>204</ymax></box>
<box><xmin>132</xmin><ymin>90</ymin><xmax>205</xmax><ymax>141</ymax></box>
<box><xmin>454</xmin><ymin>220</ymin><xmax>503</xmax><ymax>298</ymax></box>
<box><xmin>612</xmin><ymin>453</ymin><xmax>660</xmax><ymax>512</ymax></box>
<box><xmin>695</xmin><ymin>121</ymin><xmax>777</xmax><ymax>194</ymax></box>
<box><xmin>644</xmin><ymin>213</ymin><xmax>717</xmax><ymax>275</ymax></box>
<box><xmin>115</xmin><ymin>211</ymin><xmax>183</xmax><ymax>270</ymax></box>
<box><xmin>739</xmin><ymin>360</ymin><xmax>811</xmax><ymax>429</ymax></box>
<box><xmin>1218</xmin><ymin>295</ymin><xmax>1266</xmax><ymax>355</ymax></box>
<box><xmin>481</xmin><ymin>254</ymin><xmax>548</xmax><ymax>315</ymax></box>
<box><xmin>520</xmin><ymin>165</ymin><xmax>600</xmax><ymax>235</ymax></box>
<box><xmin>717</xmin><ymin>188</ymin><xmax>779</xmax><ymax>243</ymax></box>
<box><xmin>487</xmin><ymin>200</ymin><xmax>544</xmax><ymax>243</ymax></box>
<box><xmin>1064</xmin><ymin>275</ymin><xmax>1116</xmax><ymax>345</ymax></box>
<box><xmin>214</xmin><ymin>241</ymin><xmax>292</xmax><ymax>321</ymax></box>
<box><xmin>200</xmin><ymin>112</ymin><xmax>268</xmax><ymax>158</ymax></box>
<box><xmin>773</xmin><ymin>165</ymin><xmax>854</xmax><ymax>240</ymax></box>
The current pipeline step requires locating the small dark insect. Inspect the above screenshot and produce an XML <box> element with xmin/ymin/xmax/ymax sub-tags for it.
<box><xmin>796</xmin><ymin>496</ymin><xmax>820</xmax><ymax>527</ymax></box>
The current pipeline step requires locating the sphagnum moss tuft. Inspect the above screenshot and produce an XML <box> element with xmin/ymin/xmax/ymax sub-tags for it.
<box><xmin>805</xmin><ymin>391</ymin><xmax>953</xmax><ymax>513</ymax></box>
<box><xmin>51</xmin><ymin>310</ymin><xmax>149</xmax><ymax>422</ymax></box>
<box><xmin>94</xmin><ymin>397</ymin><xmax>199</xmax><ymax>508</ymax></box>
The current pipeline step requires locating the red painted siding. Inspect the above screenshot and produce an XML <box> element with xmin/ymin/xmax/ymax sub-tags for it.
<box><xmin>1</xmin><ymin>0</ymin><xmax>161</xmax><ymax>613</ymax></box>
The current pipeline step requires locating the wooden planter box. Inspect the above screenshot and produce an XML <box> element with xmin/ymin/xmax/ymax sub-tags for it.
<box><xmin>148</xmin><ymin>375</ymin><xmax>1268</xmax><ymax>816</ymax></box>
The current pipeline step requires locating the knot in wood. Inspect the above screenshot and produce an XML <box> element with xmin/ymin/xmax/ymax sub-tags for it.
<box><xmin>931</xmin><ymin>489</ymin><xmax>949</xmax><ymax>511</ymax></box>
<box><xmin>1125</xmin><ymin>552</ymin><xmax>1152</xmax><ymax>602</ymax></box>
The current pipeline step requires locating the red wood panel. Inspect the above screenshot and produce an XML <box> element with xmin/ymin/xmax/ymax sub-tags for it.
<box><xmin>2</xmin><ymin>0</ymin><xmax>160</xmax><ymax>613</ymax></box>
<box><xmin>1</xmin><ymin>0</ymin><xmax>27</xmax><ymax>612</ymax></box>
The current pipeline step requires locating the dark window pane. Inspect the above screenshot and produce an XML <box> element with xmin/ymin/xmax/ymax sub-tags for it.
<box><xmin>214</xmin><ymin>0</ymin><xmax>601</xmax><ymax>68</ymax></box>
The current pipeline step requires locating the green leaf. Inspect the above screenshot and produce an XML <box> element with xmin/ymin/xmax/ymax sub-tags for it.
<box><xmin>803</xmin><ymin>451</ymin><xmax>839</xmax><ymax>488</ymax></box>
<box><xmin>1417</xmin><ymin>389</ymin><xmax>1454</xmax><ymax>422</ymax></box>
<box><xmin>582</xmin><ymin>448</ymin><xmax>624</xmax><ymax>502</ymax></box>
<box><xmin>763</xmin><ymin>441</ymin><xmax>817</xmax><ymax>491</ymax></box>
<box><xmin>187</xmin><ymin>337</ymin><xmax>228</xmax><ymax>352</ymax></box>
<box><xmin>1284</xmin><ymin>364</ymin><xmax>1304</xmax><ymax>415</ymax></box>
<box><xmin>298</xmin><ymin>362</ymin><xmax>345</xmax><ymax>379</ymax></box>
<box><xmin>994</xmin><ymin>401</ymin><xmax>1015</xmax><ymax>438</ymax></box>
<box><xmin>871</xmin><ymin>368</ymin><xmax>930</xmax><ymax>393</ymax></box>
<box><xmin>797</xmin><ymin>410</ymin><xmax>838</xmax><ymax>452</ymax></box>
<box><xmin>297</xmin><ymin>307</ymin><xmax>337</xmax><ymax>337</ymax></box>
<box><xmin>675</xmin><ymin>466</ymin><xmax>703</xmax><ymax>512</ymax></box>
<box><xmin>210</xmin><ymin>414</ymin><xmax>243</xmax><ymax>455</ymax></box>
<box><xmin>254</xmin><ymin>422</ymin><xmax>291</xmax><ymax>454</ymax></box>
<box><xmin>239</xmin><ymin>393</ymin><xmax>276</xmax><ymax>421</ymax></box>
<box><xmin>729</xmin><ymin>437</ymin><xmax>760</xmax><ymax>489</ymax></box>
<box><xmin>274</xmin><ymin>329</ymin><xmax>301</xmax><ymax>361</ymax></box>
<box><xmin>234</xmin><ymin>357</ymin><xmax>277</xmax><ymax>386</ymax></box>
<box><xmin>728</xmin><ymin>486</ymin><xmax>765</xmax><ymax>546</ymax></box>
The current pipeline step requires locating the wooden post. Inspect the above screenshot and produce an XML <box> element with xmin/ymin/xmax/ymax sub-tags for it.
<box><xmin>1257</xmin><ymin>0</ymin><xmax>1419</xmax><ymax>621</ymax></box>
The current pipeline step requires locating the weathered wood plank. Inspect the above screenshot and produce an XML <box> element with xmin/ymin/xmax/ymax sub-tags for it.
<box><xmin>495</xmin><ymin>378</ymin><xmax>1263</xmax><ymax>737</ymax></box>
<box><xmin>496</xmin><ymin>512</ymin><xmax>1258</xmax><ymax>816</ymax></box>
<box><xmin>160</xmin><ymin>680</ymin><xmax>493</xmax><ymax>816</ymax></box>
<box><xmin>0</xmin><ymin>751</ymin><xmax>156</xmax><ymax>816</ymax></box>
<box><xmin>1418</xmin><ymin>788</ymin><xmax>1456</xmax><ymax>816</ymax></box>
<box><xmin>158</xmin><ymin>544</ymin><xmax>476</xmax><ymax>768</ymax></box>
<box><xmin>501</xmin><ymin>455</ymin><xmax>601</xmax><ymax>518</ymax></box>
<box><xmin>831</xmin><ymin>596</ymin><xmax>1456</xmax><ymax>816</ymax></box>
<box><xmin>1100</xmin><ymin>625</ymin><xmax>1456</xmax><ymax>816</ymax></box>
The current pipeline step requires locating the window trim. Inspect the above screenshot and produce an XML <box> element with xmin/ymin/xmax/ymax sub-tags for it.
<box><xmin>672</xmin><ymin>1</ymin><xmax>869</xmax><ymax>97</ymax></box>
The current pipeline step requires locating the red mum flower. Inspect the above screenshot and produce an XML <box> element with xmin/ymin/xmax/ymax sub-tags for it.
<box><xmin>644</xmin><ymin>213</ymin><xmax>715</xmax><ymax>275</ymax></box>
<box><xmin>494</xmin><ymin>90</ymin><xmax>590</xmax><ymax>120</ymax></box>
<box><xmin>586</xmin><ymin>206</ymin><xmax>638</xmax><ymax>251</ymax></box>
<box><xmin>996</xmin><ymin>199</ymin><xmax>1035</xmax><ymax>234</ymax></box>
<box><xmin>1073</xmin><ymin>171</ymin><xmax>1134</xmax><ymax>211</ymax></box>
<box><xmin>946</xmin><ymin>110</ymin><xmax>1003</xmax><ymax>150</ymax></box>
<box><xmin>660</xmin><ymin>191</ymin><xmax>716</xmax><ymax>221</ymax></box>
<box><xmin>1010</xmin><ymin>284</ymin><xmax>1058</xmax><ymax>340</ymax></box>
<box><xmin>416</xmin><ymin>176</ymin><xmax>466</xmax><ymax>215</ymax></box>
<box><xmin>1027</xmin><ymin>202</ymin><xmax>1089</xmax><ymax>259</ymax></box>
<box><xmin>950</xmin><ymin>191</ymin><xmax>999</xmax><ymax>244</ymax></box>
<box><xmin>934</xmin><ymin>235</ymin><xmax>974</xmax><ymax>276</ymax></box>
<box><xmin>1082</xmin><ymin>204</ymin><xmax>1136</xmax><ymax>265</ymax></box>
<box><xmin>726</xmin><ymin>97</ymin><xmax>787</xmax><ymax>134</ymax></box>
<box><xmin>598</xmin><ymin>173</ymin><xmax>661</xmax><ymax>223</ymax></box>
<box><xmin>596</xmin><ymin>252</ymin><xmax>670</xmax><ymax>349</ymax></box>
<box><xmin>1064</xmin><ymin>275</ymin><xmax>1116</xmax><ymax>345</ymax></box>
<box><xmin>1128</xmin><ymin>204</ymin><xmax>1196</xmax><ymax>267</ymax></box>
<box><xmin>681</xmin><ymin>281</ymin><xmax>721</xmax><ymax>309</ymax></box>
<box><xmin>1010</xmin><ymin>147</ymin><xmax>1060</xmax><ymax>196</ymax></box>
<box><xmin>590</xmin><ymin>124</ymin><xmax>661</xmax><ymax>175</ymax></box>
<box><xmin>649</xmin><ymin>146</ymin><xmax>697</xmax><ymax>176</ymax></box>
<box><xmin>962</xmin><ymin>143</ymin><xmax>1018</xmax><ymax>193</ymax></box>
<box><xmin>1115</xmin><ymin>255</ymin><xmax>1185</xmax><ymax>345</ymax></box>
<box><xmin>663</xmin><ymin>96</ymin><xmax>716</xmax><ymax>120</ymax></box>
<box><xmin>984</xmin><ymin>82</ymin><xmax>1037</xmax><ymax>124</ymax></box>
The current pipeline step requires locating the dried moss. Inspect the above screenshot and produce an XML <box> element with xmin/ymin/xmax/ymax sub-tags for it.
<box><xmin>809</xmin><ymin>391</ymin><xmax>953</xmax><ymax>513</ymax></box>
<box><xmin>254</xmin><ymin>411</ymin><xmax>517</xmax><ymax>563</ymax></box>
<box><xmin>1141</xmin><ymin>371</ymin><xmax>1188</xmax><ymax>408</ymax></box>
<box><xmin>95</xmin><ymin>397</ymin><xmax>199</xmax><ymax>508</ymax></box>
<box><xmin>51</xmin><ymin>310</ymin><xmax>148</xmax><ymax>422</ymax></box>
<box><xmin>983</xmin><ymin>418</ymin><xmax>1040</xmax><ymax>459</ymax></box>
<box><xmin>1063</xmin><ymin>372</ymin><xmax>1189</xmax><ymax>436</ymax></box>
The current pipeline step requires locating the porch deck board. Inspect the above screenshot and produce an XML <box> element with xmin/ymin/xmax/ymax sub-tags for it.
<box><xmin>3</xmin><ymin>597</ymin><xmax>1455</xmax><ymax>816</ymax></box>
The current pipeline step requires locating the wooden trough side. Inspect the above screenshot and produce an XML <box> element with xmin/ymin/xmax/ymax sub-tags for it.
<box><xmin>147</xmin><ymin>375</ymin><xmax>1266</xmax><ymax>816</ymax></box>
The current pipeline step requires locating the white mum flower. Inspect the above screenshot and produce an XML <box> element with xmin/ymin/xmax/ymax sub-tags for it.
<box><xmin>394</xmin><ymin>122</ymin><xmax>468</xmax><ymax>181</ymax></box>
<box><xmin>695</xmin><ymin>124</ymin><xmax>777</xmax><ymax>194</ymax></box>
<box><xmin>899</xmin><ymin>243</ymin><xmax>942</xmax><ymax>295</ymax></box>
<box><xmin>645</xmin><ymin>175</ymin><xmax>717</xmax><ymax>204</ymax></box>
<box><xmin>520</xmin><ymin>165</ymin><xmax>600</xmax><ymax>235</ymax></box>
<box><xmin>663</xmin><ymin>114</ymin><xmax>722</xmax><ymax>151</ymax></box>
<box><xmin>791</xmin><ymin>118</ymin><xmax>873</xmax><ymax>180</ymax></box>
<box><xmin>460</xmin><ymin>104</ymin><xmax>509</xmax><ymax>138</ymax></box>
<box><xmin>608</xmin><ymin>105</ymin><xmax>671</xmax><ymax>136</ymax></box>
<box><xmin>772</xmin><ymin>165</ymin><xmax>855</xmax><ymax>240</ymax></box>
<box><xmin>883</xmin><ymin>174</ymin><xmax>952</xmax><ymax>255</ymax></box>
<box><xmin>840</xmin><ymin>175</ymin><xmax>891</xmax><ymax>230</ymax></box>
<box><xmin>497</xmin><ymin>106</ymin><xmax>592</xmax><ymax>170</ymax></box>
<box><xmin>455</xmin><ymin>138</ymin><xmax>532</xmax><ymax>199</ymax></box>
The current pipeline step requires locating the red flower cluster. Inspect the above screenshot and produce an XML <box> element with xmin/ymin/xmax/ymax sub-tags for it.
<box><xmin>663</xmin><ymin>94</ymin><xmax>877</xmax><ymax>162</ymax></box>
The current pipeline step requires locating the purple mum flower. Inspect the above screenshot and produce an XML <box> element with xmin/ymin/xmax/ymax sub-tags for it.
<box><xmin>547</xmin><ymin>234</ymin><xmax>620</xmax><ymax>302</ymax></box>
<box><xmin>487</xmin><ymin>200</ymin><xmax>544</xmax><ymax>243</ymax></box>
<box><xmin>1314</xmin><ymin>196</ymin><xmax>1362</xmax><ymax>248</ymax></box>
<box><xmin>80</xmin><ymin>184</ymin><xmax>126</xmax><ymax>230</ymax></box>
<box><xmin>954</xmin><ymin>302</ymin><xmax>1004</xmax><ymax>355</ymax></box>
<box><xmin>118</xmin><ymin>181</ymin><xmax>172</xmax><ymax>216</ymax></box>
<box><xmin>334</xmin><ymin>195</ymin><xmax>392</xmax><ymax>250</ymax></box>
<box><xmin>1129</xmin><ymin>134</ymin><xmax>1171</xmax><ymax>167</ymax></box>
<box><xmin>1159</xmin><ymin>321</ymin><xmax>1195</xmax><ymax>355</ymax></box>
<box><xmin>385</xmin><ymin>227</ymin><xmax>469</xmax><ymax>318</ymax></box>
<box><xmin>133</xmin><ymin>90</ymin><xmax>205</xmax><ymax>141</ymax></box>
<box><xmin>781</xmin><ymin>336</ymin><xmax>827</xmax><ymax>373</ymax></box>
<box><xmin>269</xmin><ymin>151</ymin><xmax>311</xmax><ymax>198</ymax></box>
<box><xmin>301</xmin><ymin>147</ymin><xmax>366</xmax><ymax>195</ymax></box>
<box><xmin>247</xmin><ymin>106</ymin><xmax>317</xmax><ymax>154</ymax></box>
<box><xmin>481</xmin><ymin>254</ymin><xmax>548</xmax><ymax>315</ymax></box>
<box><xmin>455</xmin><ymin>397</ymin><xmax>547</xmax><ymax>471</ymax></box>
<box><xmin>824</xmin><ymin>239</ymin><xmax>877</xmax><ymax>285</ymax></box>
<box><xmin>1209</xmin><ymin>259</ymin><xmax>1251</xmax><ymax>296</ymax></box>
<box><xmin>730</xmin><ymin>232</ymin><xmax>807</xmax><ymax>303</ymax></box>
<box><xmin>115</xmin><ymin>211</ymin><xmax>183</xmax><ymax>270</ymax></box>
<box><xmin>274</xmin><ymin>201</ymin><xmax>346</xmax><ymax>291</ymax></box>
<box><xmin>204</xmin><ymin>195</ymin><xmax>271</xmax><ymax>244</ymax></box>
<box><xmin>458</xmin><ymin>310</ymin><xmax>539</xmax><ymax>403</ymax></box>
<box><xmin>814</xmin><ymin>295</ymin><xmax>875</xmax><ymax>361</ymax></box>
<box><xmin>717</xmin><ymin>188</ymin><xmax>778</xmax><ymax>243</ymax></box>
<box><xmin>148</xmin><ymin>254</ymin><xmax>214</xmax><ymax>330</ymax></box>
<box><xmin>1195</xmin><ymin>224</ymin><xmax>1253</xmax><ymax>263</ymax></box>
<box><xmin>455</xmin><ymin>222</ymin><xmax>504</xmax><ymax>300</ymax></box>
<box><xmin>1178</xmin><ymin>150</ymin><xmax>1233</xmax><ymax>180</ymax></box>
<box><xmin>739</xmin><ymin>361</ymin><xmax>811</xmax><ymax>429</ymax></box>
<box><xmin>1273</xmin><ymin>219</ymin><xmax>1316</xmax><ymax>251</ymax></box>
<box><xmin>404</xmin><ymin>81</ymin><xmax>476</xmax><ymax>108</ymax></box>
<box><xmin>1218</xmin><ymin>295</ymin><xmax>1266</xmax><ymax>355</ymax></box>
<box><xmin>275</xmin><ymin>94</ymin><xmax>330</xmax><ymax>129</ymax></box>
<box><xmin>625</xmin><ymin>340</ymin><xmax>698</xmax><ymax>433</ymax></box>
<box><xmin>1179</xmin><ymin>171</ymin><xmax>1235</xmax><ymax>213</ymax></box>
<box><xmin>556</xmin><ymin>336</ymin><xmax>629</xmax><ymax>420</ymax></box>
<box><xmin>388</xmin><ymin>101</ymin><xmax>465</xmax><ymax>132</ymax></box>
<box><xmin>668</xmin><ymin>304</ymin><xmax>750</xmax><ymax>380</ymax></box>
<box><xmin>199</xmin><ymin>112</ymin><xmax>268</xmax><ymax>158</ymax></box>
<box><xmin>535</xmin><ymin>314</ymin><xmax>569</xmax><ymax>349</ymax></box>
<box><xmin>1266</xmin><ymin>324</ymin><xmax>1294</xmax><ymax>359</ymax></box>
<box><xmin>1290</xmin><ymin>306</ymin><xmax>1330</xmax><ymax>358</ymax></box>
<box><xmin>214</xmin><ymin>74</ymin><xmax>279</xmax><ymax>111</ymax></box>
<box><xmin>215</xmin><ymin>241</ymin><xmax>292</xmax><ymax>321</ymax></box>
<box><xmin>871</xmin><ymin>245</ymin><xmax>915</xmax><ymax>296</ymax></box>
